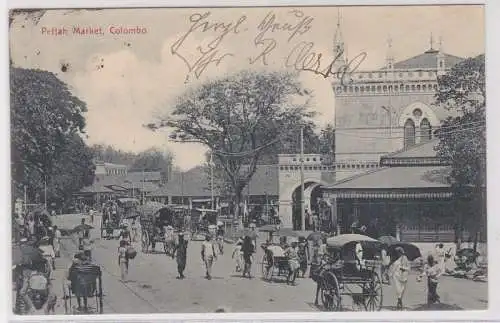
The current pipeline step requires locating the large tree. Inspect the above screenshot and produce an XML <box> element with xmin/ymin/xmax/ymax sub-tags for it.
<box><xmin>11</xmin><ymin>67</ymin><xmax>94</xmax><ymax>207</ymax></box>
<box><xmin>148</xmin><ymin>70</ymin><xmax>314</xmax><ymax>222</ymax></box>
<box><xmin>130</xmin><ymin>147</ymin><xmax>174</xmax><ymax>174</ymax></box>
<box><xmin>434</xmin><ymin>54</ymin><xmax>486</xmax><ymax>251</ymax></box>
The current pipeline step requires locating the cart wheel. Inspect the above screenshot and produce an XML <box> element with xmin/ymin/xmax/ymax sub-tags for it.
<box><xmin>364</xmin><ymin>272</ymin><xmax>383</xmax><ymax>311</ymax></box>
<box><xmin>141</xmin><ymin>230</ymin><xmax>149</xmax><ymax>253</ymax></box>
<box><xmin>320</xmin><ymin>271</ymin><xmax>341</xmax><ymax>311</ymax></box>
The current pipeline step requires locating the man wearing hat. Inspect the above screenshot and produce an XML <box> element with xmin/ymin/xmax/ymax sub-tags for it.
<box><xmin>172</xmin><ymin>232</ymin><xmax>188</xmax><ymax>279</ymax></box>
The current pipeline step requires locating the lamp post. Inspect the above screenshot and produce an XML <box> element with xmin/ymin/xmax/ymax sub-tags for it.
<box><xmin>300</xmin><ymin>125</ymin><xmax>305</xmax><ymax>231</ymax></box>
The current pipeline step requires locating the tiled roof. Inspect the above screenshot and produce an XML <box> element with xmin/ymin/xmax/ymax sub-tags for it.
<box><xmin>149</xmin><ymin>166</ymin><xmax>214</xmax><ymax>197</ymax></box>
<box><xmin>325</xmin><ymin>166</ymin><xmax>450</xmax><ymax>190</ymax></box>
<box><xmin>390</xmin><ymin>50</ymin><xmax>464</xmax><ymax>70</ymax></box>
<box><xmin>149</xmin><ymin>165</ymin><xmax>279</xmax><ymax>197</ymax></box>
<box><xmin>383</xmin><ymin>139</ymin><xmax>439</xmax><ymax>158</ymax></box>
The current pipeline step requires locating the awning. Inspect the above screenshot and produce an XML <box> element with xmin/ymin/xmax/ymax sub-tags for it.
<box><xmin>324</xmin><ymin>190</ymin><xmax>453</xmax><ymax>200</ymax></box>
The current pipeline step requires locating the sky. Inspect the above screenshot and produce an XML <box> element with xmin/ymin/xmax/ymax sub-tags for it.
<box><xmin>9</xmin><ymin>5</ymin><xmax>484</xmax><ymax>170</ymax></box>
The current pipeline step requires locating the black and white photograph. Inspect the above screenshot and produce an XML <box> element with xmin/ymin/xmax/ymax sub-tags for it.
<box><xmin>7</xmin><ymin>3</ymin><xmax>488</xmax><ymax>317</ymax></box>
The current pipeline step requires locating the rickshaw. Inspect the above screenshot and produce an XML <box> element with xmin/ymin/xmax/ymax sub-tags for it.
<box><xmin>139</xmin><ymin>202</ymin><xmax>182</xmax><ymax>254</ymax></box>
<box><xmin>317</xmin><ymin>234</ymin><xmax>384</xmax><ymax>312</ymax></box>
<box><xmin>190</xmin><ymin>208</ymin><xmax>218</xmax><ymax>240</ymax></box>
<box><xmin>259</xmin><ymin>225</ymin><xmax>299</xmax><ymax>282</ymax></box>
<box><xmin>63</xmin><ymin>263</ymin><xmax>104</xmax><ymax>314</ymax></box>
<box><xmin>100</xmin><ymin>198</ymin><xmax>139</xmax><ymax>238</ymax></box>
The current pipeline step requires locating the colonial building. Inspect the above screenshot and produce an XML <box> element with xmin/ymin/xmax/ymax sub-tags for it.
<box><xmin>331</xmin><ymin>12</ymin><xmax>464</xmax><ymax>182</ymax></box>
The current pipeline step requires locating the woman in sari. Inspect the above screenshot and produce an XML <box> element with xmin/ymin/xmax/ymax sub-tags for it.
<box><xmin>389</xmin><ymin>247</ymin><xmax>410</xmax><ymax>310</ymax></box>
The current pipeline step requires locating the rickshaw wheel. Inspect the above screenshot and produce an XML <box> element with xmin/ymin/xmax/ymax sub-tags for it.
<box><xmin>141</xmin><ymin>230</ymin><xmax>149</xmax><ymax>253</ymax></box>
<box><xmin>363</xmin><ymin>272</ymin><xmax>383</xmax><ymax>311</ymax></box>
<box><xmin>320</xmin><ymin>271</ymin><xmax>341</xmax><ymax>311</ymax></box>
<box><xmin>261</xmin><ymin>253</ymin><xmax>272</xmax><ymax>280</ymax></box>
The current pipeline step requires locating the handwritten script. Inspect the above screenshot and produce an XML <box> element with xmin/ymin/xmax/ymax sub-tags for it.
<box><xmin>172</xmin><ymin>10</ymin><xmax>365</xmax><ymax>84</ymax></box>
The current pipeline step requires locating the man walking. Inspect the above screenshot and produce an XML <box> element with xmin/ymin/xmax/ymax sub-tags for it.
<box><xmin>201</xmin><ymin>235</ymin><xmax>217</xmax><ymax>280</ymax></box>
<box><xmin>172</xmin><ymin>232</ymin><xmax>188</xmax><ymax>279</ymax></box>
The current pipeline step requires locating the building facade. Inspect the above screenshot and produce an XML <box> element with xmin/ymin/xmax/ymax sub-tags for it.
<box><xmin>331</xmin><ymin>12</ymin><xmax>464</xmax><ymax>182</ymax></box>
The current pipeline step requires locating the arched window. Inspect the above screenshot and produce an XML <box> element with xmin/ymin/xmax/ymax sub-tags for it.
<box><xmin>420</xmin><ymin>118</ymin><xmax>432</xmax><ymax>142</ymax></box>
<box><xmin>404</xmin><ymin>119</ymin><xmax>416</xmax><ymax>149</ymax></box>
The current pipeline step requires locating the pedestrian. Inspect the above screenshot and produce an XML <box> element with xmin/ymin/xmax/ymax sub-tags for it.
<box><xmin>285</xmin><ymin>242</ymin><xmax>300</xmax><ymax>285</ymax></box>
<box><xmin>119</xmin><ymin>223</ymin><xmax>132</xmax><ymax>245</ymax></box>
<box><xmin>232</xmin><ymin>238</ymin><xmax>244</xmax><ymax>272</ymax></box>
<box><xmin>81</xmin><ymin>230</ymin><xmax>93</xmax><ymax>261</ymax></box>
<box><xmin>380</xmin><ymin>247</ymin><xmax>391</xmax><ymax>284</ymax></box>
<box><xmin>417</xmin><ymin>254</ymin><xmax>443</xmax><ymax>306</ymax></box>
<box><xmin>201</xmin><ymin>235</ymin><xmax>217</xmax><ymax>280</ymax></box>
<box><xmin>241</xmin><ymin>236</ymin><xmax>255</xmax><ymax>278</ymax></box>
<box><xmin>130</xmin><ymin>219</ymin><xmax>139</xmax><ymax>243</ymax></box>
<box><xmin>216</xmin><ymin>221</ymin><xmax>225</xmax><ymax>255</ymax></box>
<box><xmin>297</xmin><ymin>236</ymin><xmax>309</xmax><ymax>278</ymax></box>
<box><xmin>388</xmin><ymin>246</ymin><xmax>410</xmax><ymax>310</ymax></box>
<box><xmin>118</xmin><ymin>240</ymin><xmax>129</xmax><ymax>282</ymax></box>
<box><xmin>89</xmin><ymin>208</ymin><xmax>95</xmax><ymax>224</ymax></box>
<box><xmin>52</xmin><ymin>225</ymin><xmax>61</xmax><ymax>258</ymax></box>
<box><xmin>435</xmin><ymin>243</ymin><xmax>446</xmax><ymax>273</ymax></box>
<box><xmin>27</xmin><ymin>216</ymin><xmax>35</xmax><ymax>240</ymax></box>
<box><xmin>309</xmin><ymin>240</ymin><xmax>324</xmax><ymax>306</ymax></box>
<box><xmin>77</xmin><ymin>218</ymin><xmax>86</xmax><ymax>248</ymax></box>
<box><xmin>172</xmin><ymin>232</ymin><xmax>188</xmax><ymax>279</ymax></box>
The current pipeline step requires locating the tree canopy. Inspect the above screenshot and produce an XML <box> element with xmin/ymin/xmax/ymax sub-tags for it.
<box><xmin>11</xmin><ymin>67</ymin><xmax>94</xmax><ymax>207</ymax></box>
<box><xmin>434</xmin><ymin>54</ymin><xmax>486</xmax><ymax>248</ymax></box>
<box><xmin>130</xmin><ymin>147</ymin><xmax>174</xmax><ymax>173</ymax></box>
<box><xmin>148</xmin><ymin>70</ymin><xmax>316</xmax><ymax>220</ymax></box>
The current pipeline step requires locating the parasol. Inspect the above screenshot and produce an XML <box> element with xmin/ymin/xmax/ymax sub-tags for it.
<box><xmin>72</xmin><ymin>223</ymin><xmax>94</xmax><ymax>233</ymax></box>
<box><xmin>234</xmin><ymin>229</ymin><xmax>258</xmax><ymax>239</ymax></box>
<box><xmin>12</xmin><ymin>244</ymin><xmax>44</xmax><ymax>266</ymax></box>
<box><xmin>307</xmin><ymin>231</ymin><xmax>327</xmax><ymax>242</ymax></box>
<box><xmin>388</xmin><ymin>242</ymin><xmax>422</xmax><ymax>261</ymax></box>
<box><xmin>378</xmin><ymin>235</ymin><xmax>399</xmax><ymax>245</ymax></box>
<box><xmin>259</xmin><ymin>224</ymin><xmax>279</xmax><ymax>233</ymax></box>
<box><xmin>276</xmin><ymin>227</ymin><xmax>299</xmax><ymax>238</ymax></box>
<box><xmin>455</xmin><ymin>248</ymin><xmax>480</xmax><ymax>260</ymax></box>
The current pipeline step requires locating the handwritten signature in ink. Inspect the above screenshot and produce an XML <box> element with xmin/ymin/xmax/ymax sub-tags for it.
<box><xmin>249</xmin><ymin>9</ymin><xmax>313</xmax><ymax>66</ymax></box>
<box><xmin>285</xmin><ymin>41</ymin><xmax>367</xmax><ymax>84</ymax></box>
<box><xmin>171</xmin><ymin>12</ymin><xmax>247</xmax><ymax>82</ymax></box>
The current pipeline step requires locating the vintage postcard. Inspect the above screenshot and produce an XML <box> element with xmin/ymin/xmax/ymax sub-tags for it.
<box><xmin>8</xmin><ymin>3</ymin><xmax>487</xmax><ymax>318</ymax></box>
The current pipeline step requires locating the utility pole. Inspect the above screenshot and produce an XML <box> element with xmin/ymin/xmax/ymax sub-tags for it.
<box><xmin>24</xmin><ymin>186</ymin><xmax>27</xmax><ymax>215</ymax></box>
<box><xmin>44</xmin><ymin>175</ymin><xmax>47</xmax><ymax>210</ymax></box>
<box><xmin>300</xmin><ymin>126</ymin><xmax>305</xmax><ymax>231</ymax></box>
<box><xmin>142</xmin><ymin>169</ymin><xmax>145</xmax><ymax>204</ymax></box>
<box><xmin>210</xmin><ymin>152</ymin><xmax>214</xmax><ymax>210</ymax></box>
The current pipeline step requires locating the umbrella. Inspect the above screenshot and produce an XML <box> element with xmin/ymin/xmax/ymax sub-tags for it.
<box><xmin>307</xmin><ymin>231</ymin><xmax>326</xmax><ymax>242</ymax></box>
<box><xmin>276</xmin><ymin>227</ymin><xmax>299</xmax><ymax>238</ymax></box>
<box><xmin>456</xmin><ymin>248</ymin><xmax>480</xmax><ymax>259</ymax></box>
<box><xmin>378</xmin><ymin>235</ymin><xmax>399</xmax><ymax>245</ymax></box>
<box><xmin>388</xmin><ymin>242</ymin><xmax>422</xmax><ymax>261</ymax></box>
<box><xmin>12</xmin><ymin>244</ymin><xmax>44</xmax><ymax>266</ymax></box>
<box><xmin>234</xmin><ymin>229</ymin><xmax>258</xmax><ymax>239</ymax></box>
<box><xmin>124</xmin><ymin>211</ymin><xmax>140</xmax><ymax>219</ymax></box>
<box><xmin>259</xmin><ymin>224</ymin><xmax>279</xmax><ymax>233</ymax></box>
<box><xmin>72</xmin><ymin>223</ymin><xmax>94</xmax><ymax>233</ymax></box>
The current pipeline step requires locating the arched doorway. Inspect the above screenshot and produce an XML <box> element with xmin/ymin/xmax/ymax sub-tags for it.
<box><xmin>291</xmin><ymin>181</ymin><xmax>322</xmax><ymax>230</ymax></box>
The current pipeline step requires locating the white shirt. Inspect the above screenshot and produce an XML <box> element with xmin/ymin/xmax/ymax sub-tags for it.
<box><xmin>202</xmin><ymin>241</ymin><xmax>215</xmax><ymax>258</ymax></box>
<box><xmin>39</xmin><ymin>245</ymin><xmax>55</xmax><ymax>258</ymax></box>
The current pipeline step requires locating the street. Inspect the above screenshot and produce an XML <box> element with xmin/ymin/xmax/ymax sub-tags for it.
<box><xmin>42</xmin><ymin>214</ymin><xmax>488</xmax><ymax>314</ymax></box>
